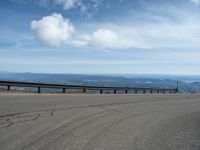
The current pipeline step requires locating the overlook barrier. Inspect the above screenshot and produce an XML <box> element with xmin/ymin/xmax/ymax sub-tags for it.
<box><xmin>0</xmin><ymin>80</ymin><xmax>178</xmax><ymax>94</ymax></box>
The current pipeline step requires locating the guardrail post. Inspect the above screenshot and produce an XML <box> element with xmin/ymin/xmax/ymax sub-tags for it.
<box><xmin>135</xmin><ymin>90</ymin><xmax>137</xmax><ymax>94</ymax></box>
<box><xmin>100</xmin><ymin>89</ymin><xmax>103</xmax><ymax>94</ymax></box>
<box><xmin>114</xmin><ymin>89</ymin><xmax>117</xmax><ymax>94</ymax></box>
<box><xmin>7</xmin><ymin>85</ymin><xmax>10</xmax><ymax>90</ymax></box>
<box><xmin>63</xmin><ymin>88</ymin><xmax>66</xmax><ymax>93</ymax></box>
<box><xmin>38</xmin><ymin>87</ymin><xmax>41</xmax><ymax>93</ymax></box>
<box><xmin>163</xmin><ymin>90</ymin><xmax>165</xmax><ymax>94</ymax></box>
<box><xmin>125</xmin><ymin>90</ymin><xmax>128</xmax><ymax>94</ymax></box>
<box><xmin>177</xmin><ymin>80</ymin><xmax>179</xmax><ymax>93</ymax></box>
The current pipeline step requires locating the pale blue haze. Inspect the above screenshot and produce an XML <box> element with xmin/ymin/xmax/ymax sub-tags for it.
<box><xmin>0</xmin><ymin>0</ymin><xmax>200</xmax><ymax>75</ymax></box>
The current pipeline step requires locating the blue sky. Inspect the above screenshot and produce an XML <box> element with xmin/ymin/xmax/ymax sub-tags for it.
<box><xmin>1</xmin><ymin>0</ymin><xmax>200</xmax><ymax>75</ymax></box>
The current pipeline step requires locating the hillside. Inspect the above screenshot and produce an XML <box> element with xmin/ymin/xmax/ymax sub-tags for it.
<box><xmin>0</xmin><ymin>73</ymin><xmax>200</xmax><ymax>93</ymax></box>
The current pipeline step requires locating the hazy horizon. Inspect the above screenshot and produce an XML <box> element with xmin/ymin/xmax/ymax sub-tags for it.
<box><xmin>1</xmin><ymin>71</ymin><xmax>200</xmax><ymax>76</ymax></box>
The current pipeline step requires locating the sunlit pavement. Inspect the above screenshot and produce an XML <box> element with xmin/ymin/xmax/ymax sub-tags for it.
<box><xmin>0</xmin><ymin>94</ymin><xmax>200</xmax><ymax>150</ymax></box>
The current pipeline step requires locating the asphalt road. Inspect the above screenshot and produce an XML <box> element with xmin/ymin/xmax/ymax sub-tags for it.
<box><xmin>0</xmin><ymin>93</ymin><xmax>200</xmax><ymax>150</ymax></box>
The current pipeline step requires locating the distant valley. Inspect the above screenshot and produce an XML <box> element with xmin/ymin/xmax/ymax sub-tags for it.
<box><xmin>0</xmin><ymin>72</ymin><xmax>200</xmax><ymax>93</ymax></box>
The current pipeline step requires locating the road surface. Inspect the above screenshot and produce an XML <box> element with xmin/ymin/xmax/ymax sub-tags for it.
<box><xmin>0</xmin><ymin>93</ymin><xmax>200</xmax><ymax>150</ymax></box>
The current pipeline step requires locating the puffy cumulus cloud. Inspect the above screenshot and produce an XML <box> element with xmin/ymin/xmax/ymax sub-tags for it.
<box><xmin>89</xmin><ymin>29</ymin><xmax>120</xmax><ymax>48</ymax></box>
<box><xmin>30</xmin><ymin>14</ymin><xmax>122</xmax><ymax>49</ymax></box>
<box><xmin>72</xmin><ymin>28</ymin><xmax>145</xmax><ymax>49</ymax></box>
<box><xmin>191</xmin><ymin>0</ymin><xmax>200</xmax><ymax>5</ymax></box>
<box><xmin>31</xmin><ymin>13</ymin><xmax>74</xmax><ymax>47</ymax></box>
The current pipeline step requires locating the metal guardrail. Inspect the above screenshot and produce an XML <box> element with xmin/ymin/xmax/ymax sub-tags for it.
<box><xmin>0</xmin><ymin>80</ymin><xmax>178</xmax><ymax>94</ymax></box>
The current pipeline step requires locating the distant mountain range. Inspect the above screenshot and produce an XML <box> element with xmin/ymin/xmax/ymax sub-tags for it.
<box><xmin>0</xmin><ymin>72</ymin><xmax>200</xmax><ymax>93</ymax></box>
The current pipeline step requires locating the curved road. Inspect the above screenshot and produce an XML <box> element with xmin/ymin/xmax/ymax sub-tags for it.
<box><xmin>0</xmin><ymin>94</ymin><xmax>200</xmax><ymax>150</ymax></box>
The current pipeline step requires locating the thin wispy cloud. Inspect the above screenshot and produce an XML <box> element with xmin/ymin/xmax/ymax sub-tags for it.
<box><xmin>11</xmin><ymin>0</ymin><xmax>103</xmax><ymax>13</ymax></box>
<box><xmin>54</xmin><ymin>0</ymin><xmax>78</xmax><ymax>10</ymax></box>
<box><xmin>191</xmin><ymin>0</ymin><xmax>200</xmax><ymax>5</ymax></box>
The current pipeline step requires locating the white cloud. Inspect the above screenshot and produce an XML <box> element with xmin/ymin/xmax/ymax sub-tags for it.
<box><xmin>69</xmin><ymin>28</ymin><xmax>127</xmax><ymax>49</ymax></box>
<box><xmin>81</xmin><ymin>6</ymin><xmax>200</xmax><ymax>50</ymax></box>
<box><xmin>191</xmin><ymin>0</ymin><xmax>200</xmax><ymax>5</ymax></box>
<box><xmin>31</xmin><ymin>13</ymin><xmax>74</xmax><ymax>47</ymax></box>
<box><xmin>89</xmin><ymin>29</ymin><xmax>120</xmax><ymax>48</ymax></box>
<box><xmin>53</xmin><ymin>0</ymin><xmax>78</xmax><ymax>10</ymax></box>
<box><xmin>107</xmin><ymin>21</ymin><xmax>200</xmax><ymax>49</ymax></box>
<box><xmin>12</xmin><ymin>0</ymin><xmax>103</xmax><ymax>12</ymax></box>
<box><xmin>30</xmin><ymin>6</ymin><xmax>200</xmax><ymax>50</ymax></box>
<box><xmin>12</xmin><ymin>0</ymin><xmax>78</xmax><ymax>9</ymax></box>
<box><xmin>53</xmin><ymin>0</ymin><xmax>103</xmax><ymax>11</ymax></box>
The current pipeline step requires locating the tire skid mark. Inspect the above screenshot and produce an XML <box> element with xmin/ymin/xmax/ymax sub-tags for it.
<box><xmin>43</xmin><ymin>110</ymin><xmax>119</xmax><ymax>149</ymax></box>
<box><xmin>50</xmin><ymin>109</ymin><xmax>55</xmax><ymax>117</ymax></box>
<box><xmin>82</xmin><ymin>110</ymin><xmax>159</xmax><ymax>150</ymax></box>
<box><xmin>20</xmin><ymin>108</ymin><xmax>114</xmax><ymax>150</ymax></box>
<box><xmin>133</xmin><ymin>110</ymin><xmax>200</xmax><ymax>150</ymax></box>
<box><xmin>0</xmin><ymin>101</ymin><xmax>140</xmax><ymax>130</ymax></box>
<box><xmin>0</xmin><ymin>110</ymin><xmax>54</xmax><ymax>129</ymax></box>
<box><xmin>0</xmin><ymin>110</ymin><xmax>54</xmax><ymax>119</ymax></box>
<box><xmin>0</xmin><ymin>118</ymin><xmax>13</xmax><ymax>129</ymax></box>
<box><xmin>0</xmin><ymin>100</ymin><xmax>151</xmax><ymax>119</ymax></box>
<box><xmin>0</xmin><ymin>101</ymin><xmax>123</xmax><ymax>130</ymax></box>
<box><xmin>0</xmin><ymin>108</ymin><xmax>91</xmax><ymax>150</ymax></box>
<box><xmin>28</xmin><ymin>109</ymin><xmax>157</xmax><ymax>150</ymax></box>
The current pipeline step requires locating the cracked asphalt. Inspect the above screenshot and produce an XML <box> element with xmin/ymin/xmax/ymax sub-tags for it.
<box><xmin>0</xmin><ymin>93</ymin><xmax>200</xmax><ymax>150</ymax></box>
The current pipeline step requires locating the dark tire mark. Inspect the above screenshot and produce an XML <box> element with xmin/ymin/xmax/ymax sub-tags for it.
<box><xmin>20</xmin><ymin>108</ymin><xmax>115</xmax><ymax>150</ymax></box>
<box><xmin>0</xmin><ymin>119</ymin><xmax>13</xmax><ymax>129</ymax></box>
<box><xmin>82</xmin><ymin>110</ymin><xmax>158</xmax><ymax>150</ymax></box>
